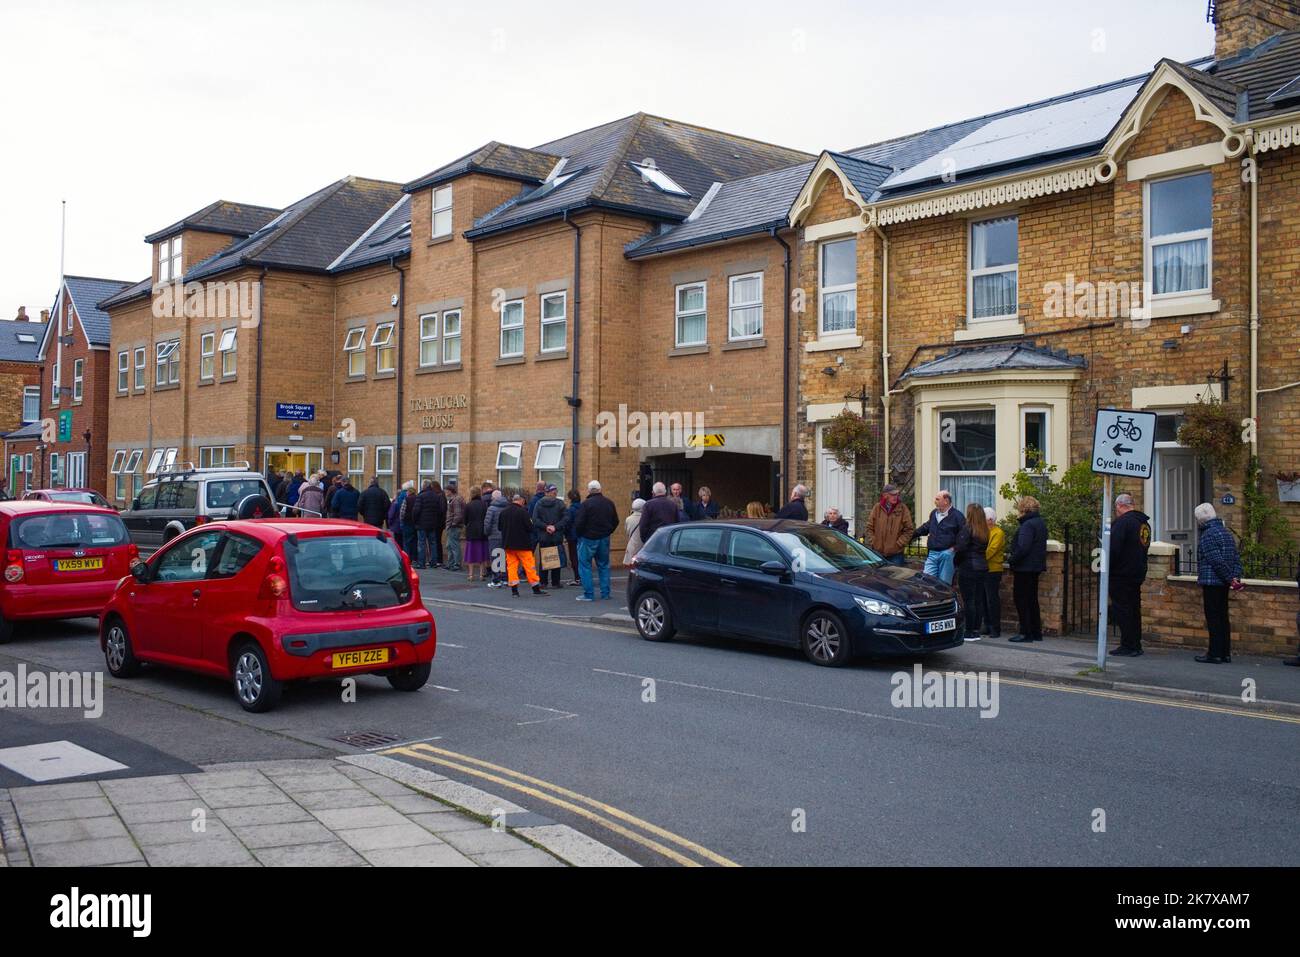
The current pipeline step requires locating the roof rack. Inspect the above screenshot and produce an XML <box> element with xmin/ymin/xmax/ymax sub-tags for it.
<box><xmin>155</xmin><ymin>461</ymin><xmax>256</xmax><ymax>480</ymax></box>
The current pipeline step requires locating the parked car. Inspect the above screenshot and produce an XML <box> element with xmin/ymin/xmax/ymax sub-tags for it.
<box><xmin>627</xmin><ymin>519</ymin><xmax>962</xmax><ymax>666</ymax></box>
<box><xmin>121</xmin><ymin>463</ymin><xmax>277</xmax><ymax>550</ymax></box>
<box><xmin>100</xmin><ymin>518</ymin><xmax>436</xmax><ymax>712</ymax></box>
<box><xmin>23</xmin><ymin>488</ymin><xmax>114</xmax><ymax>509</ymax></box>
<box><xmin>0</xmin><ymin>501</ymin><xmax>138</xmax><ymax>642</ymax></box>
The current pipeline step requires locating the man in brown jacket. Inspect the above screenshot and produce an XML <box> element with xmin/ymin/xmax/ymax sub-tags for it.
<box><xmin>866</xmin><ymin>483</ymin><xmax>914</xmax><ymax>565</ymax></box>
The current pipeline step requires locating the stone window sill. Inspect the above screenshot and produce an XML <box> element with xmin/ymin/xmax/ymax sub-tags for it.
<box><xmin>1147</xmin><ymin>298</ymin><xmax>1219</xmax><ymax>320</ymax></box>
<box><xmin>805</xmin><ymin>335</ymin><xmax>862</xmax><ymax>353</ymax></box>
<box><xmin>954</xmin><ymin>317</ymin><xmax>1025</xmax><ymax>342</ymax></box>
<box><xmin>416</xmin><ymin>363</ymin><xmax>463</xmax><ymax>375</ymax></box>
<box><xmin>669</xmin><ymin>344</ymin><xmax>710</xmax><ymax>357</ymax></box>
<box><xmin>535</xmin><ymin>350</ymin><xmax>568</xmax><ymax>362</ymax></box>
<box><xmin>722</xmin><ymin>337</ymin><xmax>766</xmax><ymax>352</ymax></box>
<box><xmin>374</xmin><ymin>370</ymin><xmax>396</xmax><ymax>380</ymax></box>
<box><xmin>496</xmin><ymin>356</ymin><xmax>526</xmax><ymax>367</ymax></box>
<box><xmin>427</xmin><ymin>234</ymin><xmax>453</xmax><ymax>248</ymax></box>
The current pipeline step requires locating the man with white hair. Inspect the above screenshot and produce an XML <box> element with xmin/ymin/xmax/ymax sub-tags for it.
<box><xmin>775</xmin><ymin>484</ymin><xmax>809</xmax><ymax>521</ymax></box>
<box><xmin>639</xmin><ymin>481</ymin><xmax>680</xmax><ymax>545</ymax></box>
<box><xmin>1194</xmin><ymin>502</ymin><xmax>1242</xmax><ymax>664</ymax></box>
<box><xmin>911</xmin><ymin>490</ymin><xmax>965</xmax><ymax>584</ymax></box>
<box><xmin>1108</xmin><ymin>492</ymin><xmax>1152</xmax><ymax>657</ymax></box>
<box><xmin>572</xmin><ymin>479</ymin><xmax>619</xmax><ymax>602</ymax></box>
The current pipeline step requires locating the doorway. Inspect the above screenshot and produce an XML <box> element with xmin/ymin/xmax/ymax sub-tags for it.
<box><xmin>815</xmin><ymin>424</ymin><xmax>856</xmax><ymax>534</ymax></box>
<box><xmin>263</xmin><ymin>448</ymin><xmax>324</xmax><ymax>479</ymax></box>
<box><xmin>1152</xmin><ymin>448</ymin><xmax>1210</xmax><ymax>568</ymax></box>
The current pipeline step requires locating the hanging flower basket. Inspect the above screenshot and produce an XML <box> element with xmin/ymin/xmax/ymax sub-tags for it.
<box><xmin>1176</xmin><ymin>401</ymin><xmax>1241</xmax><ymax>477</ymax></box>
<box><xmin>822</xmin><ymin>410</ymin><xmax>872</xmax><ymax>469</ymax></box>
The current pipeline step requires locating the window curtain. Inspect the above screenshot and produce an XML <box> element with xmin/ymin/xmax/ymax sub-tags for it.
<box><xmin>939</xmin><ymin>475</ymin><xmax>997</xmax><ymax>516</ymax></box>
<box><xmin>821</xmin><ymin>290</ymin><xmax>855</xmax><ymax>332</ymax></box>
<box><xmin>1151</xmin><ymin>239</ymin><xmax>1208</xmax><ymax>295</ymax></box>
<box><xmin>972</xmin><ymin>271</ymin><xmax>1017</xmax><ymax>319</ymax></box>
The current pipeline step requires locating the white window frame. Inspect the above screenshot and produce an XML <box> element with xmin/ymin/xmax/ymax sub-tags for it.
<box><xmin>72</xmin><ymin>358</ymin><xmax>83</xmax><ymax>402</ymax></box>
<box><xmin>133</xmin><ymin>347</ymin><xmax>146</xmax><ymax>390</ymax></box>
<box><xmin>124</xmin><ymin>449</ymin><xmax>143</xmax><ymax>473</ymax></box>
<box><xmin>110</xmin><ymin>450</ymin><xmax>126</xmax><ymax>474</ymax></box>
<box><xmin>534</xmin><ymin>441</ymin><xmax>565</xmax><ymax>492</ymax></box>
<box><xmin>22</xmin><ymin>386</ymin><xmax>39</xmax><ymax>423</ymax></box>
<box><xmin>117</xmin><ymin>351</ymin><xmax>129</xmax><ymax>393</ymax></box>
<box><xmin>496</xmin><ymin>441</ymin><xmax>523</xmax><ymax>490</ymax></box>
<box><xmin>539</xmin><ymin>292</ymin><xmax>567</xmax><ymax>353</ymax></box>
<box><xmin>157</xmin><ymin>236</ymin><xmax>182</xmax><ymax>282</ymax></box>
<box><xmin>440</xmin><ymin>443</ymin><xmax>459</xmax><ymax>489</ymax></box>
<box><xmin>146</xmin><ymin>449</ymin><xmax>165</xmax><ymax>475</ymax></box>
<box><xmin>937</xmin><ymin>407</ymin><xmax>998</xmax><ymax>511</ymax></box>
<box><xmin>968</xmin><ymin>216</ymin><xmax>1020</xmax><ymax>323</ymax></box>
<box><xmin>50</xmin><ymin>452</ymin><xmax>62</xmax><ymax>488</ymax></box>
<box><xmin>1020</xmin><ymin>406</ymin><xmax>1051</xmax><ymax>470</ymax></box>
<box><xmin>500</xmin><ymin>299</ymin><xmax>524</xmax><ymax>358</ymax></box>
<box><xmin>347</xmin><ymin>447</ymin><xmax>364</xmax><ymax>475</ymax></box>
<box><xmin>155</xmin><ymin>339</ymin><xmax>180</xmax><ymax>386</ymax></box>
<box><xmin>375</xmin><ymin>446</ymin><xmax>394</xmax><ymax>493</ymax></box>
<box><xmin>199</xmin><ymin>332</ymin><xmax>215</xmax><ymax>381</ymax></box>
<box><xmin>1144</xmin><ymin>171</ymin><xmax>1213</xmax><ymax>303</ymax></box>
<box><xmin>199</xmin><ymin>446</ymin><xmax>233</xmax><ymax>469</ymax></box>
<box><xmin>344</xmin><ymin>327</ymin><xmax>366</xmax><ymax>377</ymax></box>
<box><xmin>727</xmin><ymin>272</ymin><xmax>764</xmax><ymax>341</ymax></box>
<box><xmin>372</xmin><ymin>322</ymin><xmax>395</xmax><ymax>373</ymax></box>
<box><xmin>163</xmin><ymin>447</ymin><xmax>178</xmax><ymax>470</ymax></box>
<box><xmin>442</xmin><ymin>310</ymin><xmax>462</xmax><ymax>364</ymax></box>
<box><xmin>419</xmin><ymin>313</ymin><xmax>439</xmax><ymax>367</ymax></box>
<box><xmin>431</xmin><ymin>185</ymin><xmax>453</xmax><ymax>239</ymax></box>
<box><xmin>51</xmin><ymin>360</ymin><xmax>59</xmax><ymax>407</ymax></box>
<box><xmin>675</xmin><ymin>282</ymin><xmax>707</xmax><ymax>348</ymax></box>
<box><xmin>818</xmin><ymin>239</ymin><xmax>857</xmax><ymax>336</ymax></box>
<box><xmin>417</xmin><ymin>444</ymin><xmax>438</xmax><ymax>486</ymax></box>
<box><xmin>111</xmin><ymin>450</ymin><xmax>126</xmax><ymax>501</ymax></box>
<box><xmin>218</xmin><ymin>327</ymin><xmax>237</xmax><ymax>377</ymax></box>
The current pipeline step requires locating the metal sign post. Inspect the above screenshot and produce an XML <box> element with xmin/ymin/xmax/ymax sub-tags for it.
<box><xmin>1090</xmin><ymin>408</ymin><xmax>1157</xmax><ymax>672</ymax></box>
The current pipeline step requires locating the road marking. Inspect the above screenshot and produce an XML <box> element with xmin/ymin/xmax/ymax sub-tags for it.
<box><xmin>990</xmin><ymin>674</ymin><xmax>1300</xmax><ymax>723</ymax></box>
<box><xmin>517</xmin><ymin>704</ymin><xmax>578</xmax><ymax>726</ymax></box>
<box><xmin>440</xmin><ymin>643</ymin><xmax>466</xmax><ymax>649</ymax></box>
<box><xmin>385</xmin><ymin>743</ymin><xmax>738</xmax><ymax>867</ymax></box>
<box><xmin>430</xmin><ymin>685</ymin><xmax>461</xmax><ymax>693</ymax></box>
<box><xmin>368</xmin><ymin>735</ymin><xmax>443</xmax><ymax>752</ymax></box>
<box><xmin>592</xmin><ymin>669</ymin><xmax>949</xmax><ymax>729</ymax></box>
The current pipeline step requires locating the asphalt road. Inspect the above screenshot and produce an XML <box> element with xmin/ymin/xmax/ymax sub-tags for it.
<box><xmin>1</xmin><ymin>604</ymin><xmax>1296</xmax><ymax>866</ymax></box>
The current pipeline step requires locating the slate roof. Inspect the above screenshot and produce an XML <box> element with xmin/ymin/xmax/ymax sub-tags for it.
<box><xmin>3</xmin><ymin>421</ymin><xmax>44</xmax><ymax>441</ymax></box>
<box><xmin>97</xmin><ymin>276</ymin><xmax>153</xmax><ymax>311</ymax></box>
<box><xmin>144</xmin><ymin>200</ymin><xmax>281</xmax><ymax>244</ymax></box>
<box><xmin>404</xmin><ymin>142</ymin><xmax>561</xmax><ymax>193</ymax></box>
<box><xmin>186</xmin><ymin>177</ymin><xmax>404</xmax><ymax>281</ymax></box>
<box><xmin>1207</xmin><ymin>29</ymin><xmax>1300</xmax><ymax>119</ymax></box>
<box><xmin>61</xmin><ymin>276</ymin><xmax>133</xmax><ymax>346</ymax></box>
<box><xmin>329</xmin><ymin>195</ymin><xmax>412</xmax><ymax>273</ymax></box>
<box><xmin>0</xmin><ymin>319</ymin><xmax>48</xmax><ymax>363</ymax></box>
<box><xmin>901</xmin><ymin>343</ymin><xmax>1087</xmax><ymax>380</ymax></box>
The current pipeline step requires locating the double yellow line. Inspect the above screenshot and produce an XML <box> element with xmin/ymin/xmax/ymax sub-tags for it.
<box><xmin>384</xmin><ymin>743</ymin><xmax>739</xmax><ymax>867</ymax></box>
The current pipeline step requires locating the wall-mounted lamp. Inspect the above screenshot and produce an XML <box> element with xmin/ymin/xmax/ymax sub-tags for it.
<box><xmin>821</xmin><ymin>366</ymin><xmax>839</xmax><ymax>377</ymax></box>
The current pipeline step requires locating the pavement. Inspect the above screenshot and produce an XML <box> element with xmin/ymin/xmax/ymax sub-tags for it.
<box><xmin>414</xmin><ymin>564</ymin><xmax>1300</xmax><ymax>714</ymax></box>
<box><xmin>0</xmin><ymin>755</ymin><xmax>632</xmax><ymax>867</ymax></box>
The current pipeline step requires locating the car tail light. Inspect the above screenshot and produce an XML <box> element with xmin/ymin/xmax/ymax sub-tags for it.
<box><xmin>194</xmin><ymin>515</ymin><xmax>210</xmax><ymax>526</ymax></box>
<box><xmin>260</xmin><ymin>556</ymin><xmax>289</xmax><ymax>600</ymax></box>
<box><xmin>4</xmin><ymin>550</ymin><xmax>23</xmax><ymax>583</ymax></box>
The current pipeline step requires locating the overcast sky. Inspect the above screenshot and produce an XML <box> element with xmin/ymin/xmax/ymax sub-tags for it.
<box><xmin>0</xmin><ymin>0</ymin><xmax>1214</xmax><ymax>317</ymax></box>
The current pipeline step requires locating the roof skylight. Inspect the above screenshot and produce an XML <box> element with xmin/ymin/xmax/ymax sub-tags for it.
<box><xmin>630</xmin><ymin>160</ymin><xmax>689</xmax><ymax>196</ymax></box>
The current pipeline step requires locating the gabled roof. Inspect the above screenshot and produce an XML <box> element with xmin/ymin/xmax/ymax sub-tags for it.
<box><xmin>404</xmin><ymin>142</ymin><xmax>561</xmax><ymax>193</ymax></box>
<box><xmin>98</xmin><ymin>276</ymin><xmax>153</xmax><ymax>311</ymax></box>
<box><xmin>143</xmin><ymin>200</ymin><xmax>281</xmax><ymax>244</ymax></box>
<box><xmin>902</xmin><ymin>343</ymin><xmax>1087</xmax><ymax>381</ymax></box>
<box><xmin>1207</xmin><ymin>29</ymin><xmax>1300</xmax><ymax>120</ymax></box>
<box><xmin>329</xmin><ymin>195</ymin><xmax>412</xmax><ymax>273</ymax></box>
<box><xmin>462</xmin><ymin>113</ymin><xmax>813</xmax><ymax>239</ymax></box>
<box><xmin>56</xmin><ymin>276</ymin><xmax>133</xmax><ymax>348</ymax></box>
<box><xmin>0</xmin><ymin>319</ymin><xmax>48</xmax><ymax>363</ymax></box>
<box><xmin>186</xmin><ymin>177</ymin><xmax>404</xmax><ymax>281</ymax></box>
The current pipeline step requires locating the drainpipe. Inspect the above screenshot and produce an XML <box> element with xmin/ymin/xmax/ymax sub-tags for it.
<box><xmin>1249</xmin><ymin>149</ymin><xmax>1259</xmax><ymax>456</ymax></box>
<box><xmin>562</xmin><ymin>211</ymin><xmax>581</xmax><ymax>490</ymax></box>
<box><xmin>391</xmin><ymin>257</ymin><xmax>406</xmax><ymax>488</ymax></box>
<box><xmin>868</xmin><ymin>216</ymin><xmax>892</xmax><ymax>478</ymax></box>
<box><xmin>770</xmin><ymin>225</ymin><xmax>791</xmax><ymax>504</ymax></box>
<box><xmin>253</xmin><ymin>268</ymin><xmax>267</xmax><ymax>474</ymax></box>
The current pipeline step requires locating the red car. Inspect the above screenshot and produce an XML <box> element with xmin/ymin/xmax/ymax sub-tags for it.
<box><xmin>0</xmin><ymin>501</ymin><xmax>138</xmax><ymax>641</ymax></box>
<box><xmin>99</xmin><ymin>518</ymin><xmax>436</xmax><ymax>712</ymax></box>
<box><xmin>23</xmin><ymin>488</ymin><xmax>114</xmax><ymax>509</ymax></box>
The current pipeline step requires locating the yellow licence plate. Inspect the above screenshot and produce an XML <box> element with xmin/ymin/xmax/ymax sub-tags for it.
<box><xmin>331</xmin><ymin>648</ymin><xmax>390</xmax><ymax>668</ymax></box>
<box><xmin>54</xmin><ymin>558</ymin><xmax>104</xmax><ymax>572</ymax></box>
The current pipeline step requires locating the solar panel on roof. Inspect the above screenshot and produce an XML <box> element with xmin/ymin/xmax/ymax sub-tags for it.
<box><xmin>882</xmin><ymin>81</ymin><xmax>1142</xmax><ymax>190</ymax></box>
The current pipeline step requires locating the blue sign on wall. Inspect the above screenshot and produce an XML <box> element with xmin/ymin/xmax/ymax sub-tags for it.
<box><xmin>276</xmin><ymin>403</ymin><xmax>315</xmax><ymax>422</ymax></box>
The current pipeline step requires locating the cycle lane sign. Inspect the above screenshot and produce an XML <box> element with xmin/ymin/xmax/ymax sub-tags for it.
<box><xmin>1091</xmin><ymin>408</ymin><xmax>1157</xmax><ymax>479</ymax></box>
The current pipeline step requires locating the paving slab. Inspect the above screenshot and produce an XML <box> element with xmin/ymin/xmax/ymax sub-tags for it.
<box><xmin>14</xmin><ymin>796</ymin><xmax>116</xmax><ymax>823</ymax></box>
<box><xmin>253</xmin><ymin>842</ymin><xmax>368</xmax><ymax>867</ymax></box>
<box><xmin>130</xmin><ymin>819</ymin><xmax>235</xmax><ymax>847</ymax></box>
<box><xmin>472</xmin><ymin>847</ymin><xmax>566</xmax><ymax>867</ymax></box>
<box><xmin>439</xmin><ymin>826</ymin><xmax>531</xmax><ymax>856</ymax></box>
<box><xmin>142</xmin><ymin>839</ymin><xmax>257</xmax><ymax>867</ymax></box>
<box><xmin>312</xmin><ymin>805</ymin><xmax>409</xmax><ymax>831</ymax></box>
<box><xmin>115</xmin><ymin>800</ymin><xmax>212</xmax><ymax>825</ymax></box>
<box><xmin>214</xmin><ymin>803</ymin><xmax>315</xmax><ymax>828</ymax></box>
<box><xmin>31</xmin><ymin>837</ymin><xmax>142</xmax><ymax>867</ymax></box>
<box><xmin>360</xmin><ymin>844</ymin><xmax>476</xmax><ymax>867</ymax></box>
<box><xmin>336</xmin><ymin>822</ymin><xmax>443</xmax><ymax>852</ymax></box>
<box><xmin>291</xmin><ymin>788</ymin><xmax>386</xmax><ymax>811</ymax></box>
<box><xmin>21</xmin><ymin>816</ymin><xmax>132</xmax><ymax>846</ymax></box>
<box><xmin>231</xmin><ymin>821</ymin><xmax>336</xmax><ymax>849</ymax></box>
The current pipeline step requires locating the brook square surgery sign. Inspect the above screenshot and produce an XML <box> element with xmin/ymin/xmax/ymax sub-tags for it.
<box><xmin>1091</xmin><ymin>408</ymin><xmax>1157</xmax><ymax>479</ymax></box>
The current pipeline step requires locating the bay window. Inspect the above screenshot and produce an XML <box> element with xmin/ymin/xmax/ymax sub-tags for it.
<box><xmin>939</xmin><ymin>409</ymin><xmax>997</xmax><ymax>514</ymax></box>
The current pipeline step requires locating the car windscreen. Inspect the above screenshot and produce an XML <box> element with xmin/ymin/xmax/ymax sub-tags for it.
<box><xmin>206</xmin><ymin>480</ymin><xmax>272</xmax><ymax>510</ymax></box>
<box><xmin>770</xmin><ymin>526</ymin><xmax>883</xmax><ymax>573</ymax></box>
<box><xmin>9</xmin><ymin>512</ymin><xmax>129</xmax><ymax>550</ymax></box>
<box><xmin>49</xmin><ymin>491</ymin><xmax>106</xmax><ymax>507</ymax></box>
<box><xmin>283</xmin><ymin>534</ymin><xmax>410</xmax><ymax>612</ymax></box>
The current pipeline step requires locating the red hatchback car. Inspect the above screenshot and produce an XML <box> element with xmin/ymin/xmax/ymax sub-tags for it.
<box><xmin>99</xmin><ymin>518</ymin><xmax>436</xmax><ymax>712</ymax></box>
<box><xmin>0</xmin><ymin>501</ymin><xmax>138</xmax><ymax>642</ymax></box>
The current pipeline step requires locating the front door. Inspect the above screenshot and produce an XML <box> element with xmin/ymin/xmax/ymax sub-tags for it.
<box><xmin>1154</xmin><ymin>449</ymin><xmax>1203</xmax><ymax>568</ymax></box>
<box><xmin>816</xmin><ymin>424</ymin><xmax>855</xmax><ymax>534</ymax></box>
<box><xmin>67</xmin><ymin>452</ymin><xmax>86</xmax><ymax>489</ymax></box>
<box><xmin>264</xmin><ymin>449</ymin><xmax>325</xmax><ymax>479</ymax></box>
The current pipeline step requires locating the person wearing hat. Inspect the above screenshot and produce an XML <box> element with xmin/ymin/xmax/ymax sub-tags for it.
<box><xmin>532</xmin><ymin>484</ymin><xmax>569</xmax><ymax>589</ymax></box>
<box><xmin>866</xmin><ymin>484</ymin><xmax>914</xmax><ymax>565</ymax></box>
<box><xmin>499</xmin><ymin>493</ymin><xmax>547</xmax><ymax>596</ymax></box>
<box><xmin>444</xmin><ymin>480</ymin><xmax>465</xmax><ymax>572</ymax></box>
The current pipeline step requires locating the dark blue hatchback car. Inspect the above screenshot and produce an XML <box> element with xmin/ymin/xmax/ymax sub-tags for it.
<box><xmin>626</xmin><ymin>519</ymin><xmax>963</xmax><ymax>666</ymax></box>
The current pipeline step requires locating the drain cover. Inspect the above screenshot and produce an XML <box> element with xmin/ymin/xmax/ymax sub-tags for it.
<box><xmin>331</xmin><ymin>730</ymin><xmax>402</xmax><ymax>749</ymax></box>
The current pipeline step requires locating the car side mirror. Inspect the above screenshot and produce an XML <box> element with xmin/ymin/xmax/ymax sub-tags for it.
<box><xmin>131</xmin><ymin>498</ymin><xmax>140</xmax><ymax>510</ymax></box>
<box><xmin>130</xmin><ymin>560</ymin><xmax>151</xmax><ymax>584</ymax></box>
<box><xmin>760</xmin><ymin>560</ymin><xmax>789</xmax><ymax>577</ymax></box>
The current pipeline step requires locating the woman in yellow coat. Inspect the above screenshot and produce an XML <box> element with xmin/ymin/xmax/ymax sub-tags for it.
<box><xmin>982</xmin><ymin>507</ymin><xmax>1006</xmax><ymax>638</ymax></box>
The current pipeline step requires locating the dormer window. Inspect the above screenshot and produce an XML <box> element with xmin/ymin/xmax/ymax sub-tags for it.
<box><xmin>157</xmin><ymin>236</ymin><xmax>183</xmax><ymax>282</ymax></box>
<box><xmin>630</xmin><ymin>161</ymin><xmax>689</xmax><ymax>197</ymax></box>
<box><xmin>431</xmin><ymin>186</ymin><xmax>453</xmax><ymax>239</ymax></box>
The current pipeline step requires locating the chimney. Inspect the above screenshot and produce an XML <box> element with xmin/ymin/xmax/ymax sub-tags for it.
<box><xmin>1214</xmin><ymin>0</ymin><xmax>1300</xmax><ymax>60</ymax></box>
<box><xmin>40</xmin><ymin>309</ymin><xmax>49</xmax><ymax>324</ymax></box>
<box><xmin>14</xmin><ymin>306</ymin><xmax>28</xmax><ymax>322</ymax></box>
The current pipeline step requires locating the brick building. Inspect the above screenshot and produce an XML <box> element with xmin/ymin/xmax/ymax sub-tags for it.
<box><xmin>0</xmin><ymin>307</ymin><xmax>48</xmax><ymax>494</ymax></box>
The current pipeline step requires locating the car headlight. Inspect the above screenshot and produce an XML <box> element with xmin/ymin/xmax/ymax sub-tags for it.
<box><xmin>854</xmin><ymin>596</ymin><xmax>905</xmax><ymax>618</ymax></box>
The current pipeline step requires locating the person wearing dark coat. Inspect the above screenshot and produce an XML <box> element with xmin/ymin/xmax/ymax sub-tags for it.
<box><xmin>1108</xmin><ymin>493</ymin><xmax>1152</xmax><ymax>657</ymax></box>
<box><xmin>412</xmin><ymin>481</ymin><xmax>446</xmax><ymax>569</ymax></box>
<box><xmin>912</xmin><ymin>491</ymin><xmax>966</xmax><ymax>584</ymax></box>
<box><xmin>573</xmin><ymin>481</ymin><xmax>619</xmax><ymax>601</ymax></box>
<box><xmin>775</xmin><ymin>484</ymin><xmax>809</xmax><ymax>521</ymax></box>
<box><xmin>1194</xmin><ymin>503</ymin><xmax>1243</xmax><ymax>664</ymax></box>
<box><xmin>688</xmin><ymin>487</ymin><xmax>721</xmax><ymax>521</ymax></box>
<box><xmin>953</xmin><ymin>503</ymin><xmax>990</xmax><ymax>641</ymax></box>
<box><xmin>532</xmin><ymin>485</ymin><xmax>569</xmax><ymax>589</ymax></box>
<box><xmin>463</xmin><ymin>488</ymin><xmax>489</xmax><ymax>582</ymax></box>
<box><xmin>1007</xmin><ymin>497</ymin><xmax>1048</xmax><ymax>642</ymax></box>
<box><xmin>1284</xmin><ymin>564</ymin><xmax>1300</xmax><ymax>668</ymax></box>
<box><xmin>563</xmin><ymin>489</ymin><xmax>583</xmax><ymax>587</ymax></box>
<box><xmin>331</xmin><ymin>481</ymin><xmax>360</xmax><ymax>521</ymax></box>
<box><xmin>820</xmin><ymin>508</ymin><xmax>850</xmax><ymax>534</ymax></box>
<box><xmin>638</xmin><ymin>484</ymin><xmax>680</xmax><ymax>545</ymax></box>
<box><xmin>499</xmin><ymin>494</ymin><xmax>547</xmax><ymax>596</ymax></box>
<box><xmin>358</xmin><ymin>478</ymin><xmax>391</xmax><ymax>529</ymax></box>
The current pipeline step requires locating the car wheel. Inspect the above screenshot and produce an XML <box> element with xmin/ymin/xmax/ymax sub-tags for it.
<box><xmin>634</xmin><ymin>591</ymin><xmax>676</xmax><ymax>642</ymax></box>
<box><xmin>232</xmin><ymin>641</ymin><xmax>283</xmax><ymax>712</ymax></box>
<box><xmin>103</xmin><ymin>618</ymin><xmax>142</xmax><ymax>677</ymax></box>
<box><xmin>386</xmin><ymin>662</ymin><xmax>431</xmax><ymax>692</ymax></box>
<box><xmin>801</xmin><ymin>609</ymin><xmax>851</xmax><ymax>667</ymax></box>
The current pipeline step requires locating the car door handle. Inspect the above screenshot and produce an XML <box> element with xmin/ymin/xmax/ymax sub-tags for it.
<box><xmin>720</xmin><ymin>577</ymin><xmax>737</xmax><ymax>586</ymax></box>
<box><xmin>666</xmin><ymin>567</ymin><xmax>684</xmax><ymax>575</ymax></box>
<box><xmin>192</xmin><ymin>589</ymin><xmax>201</xmax><ymax>599</ymax></box>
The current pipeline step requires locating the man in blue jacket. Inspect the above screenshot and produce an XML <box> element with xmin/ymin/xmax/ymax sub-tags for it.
<box><xmin>911</xmin><ymin>490</ymin><xmax>965</xmax><ymax>584</ymax></box>
<box><xmin>1194</xmin><ymin>503</ymin><xmax>1242</xmax><ymax>664</ymax></box>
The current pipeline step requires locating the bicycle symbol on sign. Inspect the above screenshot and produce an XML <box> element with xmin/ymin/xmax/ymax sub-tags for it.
<box><xmin>1106</xmin><ymin>415</ymin><xmax>1143</xmax><ymax>442</ymax></box>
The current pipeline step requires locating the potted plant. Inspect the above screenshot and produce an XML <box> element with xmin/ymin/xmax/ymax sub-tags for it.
<box><xmin>1276</xmin><ymin>470</ymin><xmax>1300</xmax><ymax>503</ymax></box>
<box><xmin>821</xmin><ymin>409</ymin><xmax>873</xmax><ymax>469</ymax></box>
<box><xmin>1176</xmin><ymin>400</ymin><xmax>1242</xmax><ymax>477</ymax></box>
